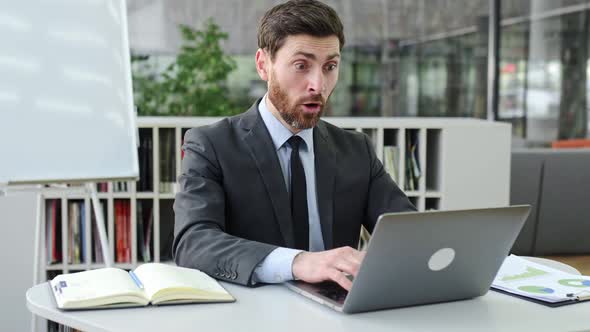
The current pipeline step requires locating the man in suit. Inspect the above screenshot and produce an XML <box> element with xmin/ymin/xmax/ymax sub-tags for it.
<box><xmin>173</xmin><ymin>0</ymin><xmax>415</xmax><ymax>291</ymax></box>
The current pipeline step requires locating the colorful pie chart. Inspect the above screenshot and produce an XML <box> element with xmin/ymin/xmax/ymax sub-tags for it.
<box><xmin>518</xmin><ymin>286</ymin><xmax>555</xmax><ymax>294</ymax></box>
<box><xmin>558</xmin><ymin>279</ymin><xmax>590</xmax><ymax>288</ymax></box>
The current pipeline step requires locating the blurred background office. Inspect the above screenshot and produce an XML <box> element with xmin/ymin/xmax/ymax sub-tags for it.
<box><xmin>127</xmin><ymin>0</ymin><xmax>590</xmax><ymax>146</ymax></box>
<box><xmin>3</xmin><ymin>1</ymin><xmax>590</xmax><ymax>330</ymax></box>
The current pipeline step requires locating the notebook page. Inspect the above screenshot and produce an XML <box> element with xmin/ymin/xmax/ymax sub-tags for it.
<box><xmin>50</xmin><ymin>268</ymin><xmax>146</xmax><ymax>308</ymax></box>
<box><xmin>133</xmin><ymin>263</ymin><xmax>228</xmax><ymax>300</ymax></box>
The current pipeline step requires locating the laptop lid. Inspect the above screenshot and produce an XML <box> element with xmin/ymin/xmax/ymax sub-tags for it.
<box><xmin>341</xmin><ymin>205</ymin><xmax>531</xmax><ymax>313</ymax></box>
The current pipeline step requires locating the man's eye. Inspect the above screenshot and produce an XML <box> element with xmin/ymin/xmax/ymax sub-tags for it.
<box><xmin>326</xmin><ymin>64</ymin><xmax>338</xmax><ymax>71</ymax></box>
<box><xmin>295</xmin><ymin>63</ymin><xmax>306</xmax><ymax>70</ymax></box>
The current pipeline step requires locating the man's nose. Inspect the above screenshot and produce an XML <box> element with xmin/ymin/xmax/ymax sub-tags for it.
<box><xmin>307</xmin><ymin>69</ymin><xmax>325</xmax><ymax>94</ymax></box>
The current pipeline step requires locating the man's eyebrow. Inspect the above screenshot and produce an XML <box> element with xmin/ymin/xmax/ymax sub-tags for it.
<box><xmin>291</xmin><ymin>51</ymin><xmax>340</xmax><ymax>61</ymax></box>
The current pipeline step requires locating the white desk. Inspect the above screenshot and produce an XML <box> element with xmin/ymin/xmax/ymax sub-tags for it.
<box><xmin>27</xmin><ymin>278</ymin><xmax>590</xmax><ymax>332</ymax></box>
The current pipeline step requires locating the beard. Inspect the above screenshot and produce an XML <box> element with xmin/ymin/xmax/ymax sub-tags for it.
<box><xmin>268</xmin><ymin>78</ymin><xmax>326</xmax><ymax>130</ymax></box>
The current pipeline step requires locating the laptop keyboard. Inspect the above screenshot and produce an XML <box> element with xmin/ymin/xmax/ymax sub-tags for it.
<box><xmin>316</xmin><ymin>281</ymin><xmax>349</xmax><ymax>304</ymax></box>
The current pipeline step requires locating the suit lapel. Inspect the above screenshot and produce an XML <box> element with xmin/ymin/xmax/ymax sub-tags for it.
<box><xmin>314</xmin><ymin>122</ymin><xmax>335</xmax><ymax>250</ymax></box>
<box><xmin>239</xmin><ymin>102</ymin><xmax>295</xmax><ymax>248</ymax></box>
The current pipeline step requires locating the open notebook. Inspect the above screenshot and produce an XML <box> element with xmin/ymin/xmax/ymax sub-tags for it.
<box><xmin>492</xmin><ymin>255</ymin><xmax>590</xmax><ymax>307</ymax></box>
<box><xmin>50</xmin><ymin>263</ymin><xmax>235</xmax><ymax>310</ymax></box>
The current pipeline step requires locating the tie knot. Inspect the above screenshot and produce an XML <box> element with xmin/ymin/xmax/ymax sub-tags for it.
<box><xmin>288</xmin><ymin>136</ymin><xmax>304</xmax><ymax>151</ymax></box>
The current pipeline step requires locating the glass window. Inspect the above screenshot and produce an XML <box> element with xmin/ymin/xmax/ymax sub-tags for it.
<box><xmin>498</xmin><ymin>0</ymin><xmax>590</xmax><ymax>144</ymax></box>
<box><xmin>330</xmin><ymin>1</ymin><xmax>491</xmax><ymax>118</ymax></box>
<box><xmin>127</xmin><ymin>0</ymin><xmax>491</xmax><ymax>118</ymax></box>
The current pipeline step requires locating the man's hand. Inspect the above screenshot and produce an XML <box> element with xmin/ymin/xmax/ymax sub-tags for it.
<box><xmin>291</xmin><ymin>246</ymin><xmax>366</xmax><ymax>291</ymax></box>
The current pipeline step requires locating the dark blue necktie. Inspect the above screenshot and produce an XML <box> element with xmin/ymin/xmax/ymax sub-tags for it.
<box><xmin>288</xmin><ymin>136</ymin><xmax>309</xmax><ymax>250</ymax></box>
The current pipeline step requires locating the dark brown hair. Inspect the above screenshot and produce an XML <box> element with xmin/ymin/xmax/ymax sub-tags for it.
<box><xmin>257</xmin><ymin>0</ymin><xmax>345</xmax><ymax>59</ymax></box>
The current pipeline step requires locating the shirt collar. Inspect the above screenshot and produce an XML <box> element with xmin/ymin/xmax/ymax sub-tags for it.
<box><xmin>258</xmin><ymin>94</ymin><xmax>314</xmax><ymax>152</ymax></box>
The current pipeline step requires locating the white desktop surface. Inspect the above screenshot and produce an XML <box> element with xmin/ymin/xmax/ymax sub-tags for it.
<box><xmin>28</xmin><ymin>278</ymin><xmax>590</xmax><ymax>332</ymax></box>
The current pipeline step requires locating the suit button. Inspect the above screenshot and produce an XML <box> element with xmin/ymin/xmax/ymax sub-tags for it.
<box><xmin>231</xmin><ymin>272</ymin><xmax>237</xmax><ymax>280</ymax></box>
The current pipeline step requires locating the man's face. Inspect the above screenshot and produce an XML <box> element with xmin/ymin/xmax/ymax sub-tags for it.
<box><xmin>256</xmin><ymin>34</ymin><xmax>340</xmax><ymax>131</ymax></box>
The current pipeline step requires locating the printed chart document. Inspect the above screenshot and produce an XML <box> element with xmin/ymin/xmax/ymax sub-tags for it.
<box><xmin>492</xmin><ymin>255</ymin><xmax>590</xmax><ymax>306</ymax></box>
<box><xmin>49</xmin><ymin>263</ymin><xmax>235</xmax><ymax>310</ymax></box>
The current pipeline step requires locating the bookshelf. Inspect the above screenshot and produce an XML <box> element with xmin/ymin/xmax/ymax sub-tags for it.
<box><xmin>40</xmin><ymin>116</ymin><xmax>511</xmax><ymax>278</ymax></box>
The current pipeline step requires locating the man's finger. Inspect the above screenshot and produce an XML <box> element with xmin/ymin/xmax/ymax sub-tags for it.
<box><xmin>329</xmin><ymin>268</ymin><xmax>353</xmax><ymax>291</ymax></box>
<box><xmin>333</xmin><ymin>258</ymin><xmax>360</xmax><ymax>277</ymax></box>
<box><xmin>351</xmin><ymin>249</ymin><xmax>366</xmax><ymax>261</ymax></box>
<box><xmin>346</xmin><ymin>250</ymin><xmax>365</xmax><ymax>266</ymax></box>
<box><xmin>336</xmin><ymin>247</ymin><xmax>365</xmax><ymax>264</ymax></box>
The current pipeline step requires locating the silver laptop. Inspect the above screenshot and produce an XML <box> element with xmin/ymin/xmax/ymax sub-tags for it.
<box><xmin>285</xmin><ymin>205</ymin><xmax>531</xmax><ymax>313</ymax></box>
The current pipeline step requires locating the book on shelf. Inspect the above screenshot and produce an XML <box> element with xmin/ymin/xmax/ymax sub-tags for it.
<box><xmin>67</xmin><ymin>202</ymin><xmax>75</xmax><ymax>264</ymax></box>
<box><xmin>159</xmin><ymin>200</ymin><xmax>175</xmax><ymax>261</ymax></box>
<box><xmin>49</xmin><ymin>263</ymin><xmax>235</xmax><ymax>310</ymax></box>
<box><xmin>158</xmin><ymin>129</ymin><xmax>175</xmax><ymax>193</ymax></box>
<box><xmin>405</xmin><ymin>130</ymin><xmax>421</xmax><ymax>191</ymax></box>
<box><xmin>115</xmin><ymin>200</ymin><xmax>131</xmax><ymax>263</ymax></box>
<box><xmin>137</xmin><ymin>201</ymin><xmax>145</xmax><ymax>262</ymax></box>
<box><xmin>97</xmin><ymin>182</ymin><xmax>108</xmax><ymax>192</ymax></box>
<box><xmin>92</xmin><ymin>220</ymin><xmax>103</xmax><ymax>264</ymax></box>
<box><xmin>46</xmin><ymin>199</ymin><xmax>62</xmax><ymax>264</ymax></box>
<box><xmin>91</xmin><ymin>200</ymin><xmax>107</xmax><ymax>264</ymax></box>
<box><xmin>492</xmin><ymin>255</ymin><xmax>590</xmax><ymax>307</ymax></box>
<box><xmin>137</xmin><ymin>201</ymin><xmax>154</xmax><ymax>262</ymax></box>
<box><xmin>114</xmin><ymin>181</ymin><xmax>128</xmax><ymax>192</ymax></box>
<box><xmin>80</xmin><ymin>202</ymin><xmax>86</xmax><ymax>262</ymax></box>
<box><xmin>144</xmin><ymin>206</ymin><xmax>154</xmax><ymax>262</ymax></box>
<box><xmin>67</xmin><ymin>201</ymin><xmax>84</xmax><ymax>264</ymax></box>
<box><xmin>383</xmin><ymin>145</ymin><xmax>400</xmax><ymax>183</ymax></box>
<box><xmin>45</xmin><ymin>200</ymin><xmax>53</xmax><ymax>264</ymax></box>
<box><xmin>138</xmin><ymin>128</ymin><xmax>153</xmax><ymax>192</ymax></box>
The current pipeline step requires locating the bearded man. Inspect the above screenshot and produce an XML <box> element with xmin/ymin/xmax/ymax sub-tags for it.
<box><xmin>173</xmin><ymin>0</ymin><xmax>415</xmax><ymax>290</ymax></box>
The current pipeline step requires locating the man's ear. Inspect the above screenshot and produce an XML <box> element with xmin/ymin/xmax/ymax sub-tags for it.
<box><xmin>255</xmin><ymin>48</ymin><xmax>269</xmax><ymax>81</ymax></box>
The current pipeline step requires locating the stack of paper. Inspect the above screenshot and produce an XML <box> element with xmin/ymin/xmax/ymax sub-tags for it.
<box><xmin>492</xmin><ymin>255</ymin><xmax>590</xmax><ymax>305</ymax></box>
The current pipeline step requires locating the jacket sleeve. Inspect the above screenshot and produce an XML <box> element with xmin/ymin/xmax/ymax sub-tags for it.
<box><xmin>173</xmin><ymin>128</ymin><xmax>277</xmax><ymax>286</ymax></box>
<box><xmin>363</xmin><ymin>134</ymin><xmax>417</xmax><ymax>233</ymax></box>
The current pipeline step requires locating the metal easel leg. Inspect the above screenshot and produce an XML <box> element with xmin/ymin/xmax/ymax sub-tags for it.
<box><xmin>31</xmin><ymin>189</ymin><xmax>42</xmax><ymax>332</ymax></box>
<box><xmin>86</xmin><ymin>183</ymin><xmax>113</xmax><ymax>267</ymax></box>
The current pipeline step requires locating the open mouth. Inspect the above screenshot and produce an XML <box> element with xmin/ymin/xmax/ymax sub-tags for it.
<box><xmin>302</xmin><ymin>102</ymin><xmax>322</xmax><ymax>113</ymax></box>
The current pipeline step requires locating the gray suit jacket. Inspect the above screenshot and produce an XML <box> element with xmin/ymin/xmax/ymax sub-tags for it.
<box><xmin>173</xmin><ymin>99</ymin><xmax>416</xmax><ymax>286</ymax></box>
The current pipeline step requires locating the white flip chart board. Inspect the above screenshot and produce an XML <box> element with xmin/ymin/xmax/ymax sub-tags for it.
<box><xmin>0</xmin><ymin>0</ymin><xmax>138</xmax><ymax>184</ymax></box>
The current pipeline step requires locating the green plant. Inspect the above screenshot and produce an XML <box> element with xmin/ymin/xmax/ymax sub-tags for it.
<box><xmin>132</xmin><ymin>19</ymin><xmax>239</xmax><ymax>116</ymax></box>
